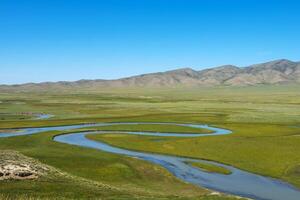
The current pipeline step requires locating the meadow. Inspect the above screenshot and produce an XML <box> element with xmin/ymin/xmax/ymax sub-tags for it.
<box><xmin>0</xmin><ymin>85</ymin><xmax>299</xmax><ymax>199</ymax></box>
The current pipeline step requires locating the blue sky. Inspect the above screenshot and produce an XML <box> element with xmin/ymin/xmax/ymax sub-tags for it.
<box><xmin>1</xmin><ymin>0</ymin><xmax>300</xmax><ymax>84</ymax></box>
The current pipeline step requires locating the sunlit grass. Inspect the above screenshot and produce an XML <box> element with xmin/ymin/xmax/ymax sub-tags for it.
<box><xmin>185</xmin><ymin>161</ymin><xmax>231</xmax><ymax>175</ymax></box>
<box><xmin>0</xmin><ymin>85</ymin><xmax>299</xmax><ymax>199</ymax></box>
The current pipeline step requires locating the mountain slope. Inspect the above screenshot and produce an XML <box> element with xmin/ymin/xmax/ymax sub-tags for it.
<box><xmin>1</xmin><ymin>59</ymin><xmax>299</xmax><ymax>91</ymax></box>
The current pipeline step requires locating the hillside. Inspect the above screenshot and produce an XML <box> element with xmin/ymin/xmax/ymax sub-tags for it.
<box><xmin>1</xmin><ymin>59</ymin><xmax>299</xmax><ymax>91</ymax></box>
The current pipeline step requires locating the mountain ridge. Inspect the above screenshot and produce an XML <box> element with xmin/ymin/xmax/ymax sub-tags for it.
<box><xmin>1</xmin><ymin>59</ymin><xmax>299</xmax><ymax>91</ymax></box>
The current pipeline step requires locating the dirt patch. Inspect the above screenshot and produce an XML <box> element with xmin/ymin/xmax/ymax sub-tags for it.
<box><xmin>0</xmin><ymin>150</ymin><xmax>49</xmax><ymax>180</ymax></box>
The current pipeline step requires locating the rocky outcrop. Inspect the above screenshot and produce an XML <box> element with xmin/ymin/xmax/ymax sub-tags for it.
<box><xmin>0</xmin><ymin>151</ymin><xmax>49</xmax><ymax>180</ymax></box>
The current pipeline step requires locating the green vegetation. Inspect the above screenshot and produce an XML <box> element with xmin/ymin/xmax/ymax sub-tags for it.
<box><xmin>89</xmin><ymin>123</ymin><xmax>300</xmax><ymax>188</ymax></box>
<box><xmin>83</xmin><ymin>124</ymin><xmax>213</xmax><ymax>134</ymax></box>
<box><xmin>0</xmin><ymin>85</ymin><xmax>299</xmax><ymax>199</ymax></box>
<box><xmin>185</xmin><ymin>161</ymin><xmax>231</xmax><ymax>175</ymax></box>
<box><xmin>0</xmin><ymin>113</ymin><xmax>31</xmax><ymax>121</ymax></box>
<box><xmin>0</xmin><ymin>131</ymin><xmax>213</xmax><ymax>199</ymax></box>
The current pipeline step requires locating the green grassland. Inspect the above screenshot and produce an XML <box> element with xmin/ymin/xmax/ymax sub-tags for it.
<box><xmin>88</xmin><ymin>124</ymin><xmax>300</xmax><ymax>187</ymax></box>
<box><xmin>81</xmin><ymin>124</ymin><xmax>213</xmax><ymax>134</ymax></box>
<box><xmin>184</xmin><ymin>161</ymin><xmax>232</xmax><ymax>175</ymax></box>
<box><xmin>0</xmin><ymin>131</ymin><xmax>219</xmax><ymax>200</ymax></box>
<box><xmin>0</xmin><ymin>85</ymin><xmax>300</xmax><ymax>199</ymax></box>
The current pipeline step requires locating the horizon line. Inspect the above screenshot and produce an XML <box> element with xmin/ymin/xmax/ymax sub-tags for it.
<box><xmin>0</xmin><ymin>58</ymin><xmax>298</xmax><ymax>86</ymax></box>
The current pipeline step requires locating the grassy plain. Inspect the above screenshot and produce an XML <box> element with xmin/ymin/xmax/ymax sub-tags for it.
<box><xmin>0</xmin><ymin>131</ymin><xmax>218</xmax><ymax>200</ymax></box>
<box><xmin>184</xmin><ymin>161</ymin><xmax>232</xmax><ymax>175</ymax></box>
<box><xmin>83</xmin><ymin>124</ymin><xmax>213</xmax><ymax>134</ymax></box>
<box><xmin>0</xmin><ymin>85</ymin><xmax>299</xmax><ymax>199</ymax></box>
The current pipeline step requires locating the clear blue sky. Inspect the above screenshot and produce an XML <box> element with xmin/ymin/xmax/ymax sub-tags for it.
<box><xmin>1</xmin><ymin>0</ymin><xmax>300</xmax><ymax>84</ymax></box>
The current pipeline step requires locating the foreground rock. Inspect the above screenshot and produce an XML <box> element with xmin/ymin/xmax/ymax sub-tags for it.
<box><xmin>0</xmin><ymin>151</ymin><xmax>49</xmax><ymax>180</ymax></box>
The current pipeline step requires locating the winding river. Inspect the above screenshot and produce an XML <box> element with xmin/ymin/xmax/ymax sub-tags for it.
<box><xmin>1</xmin><ymin>122</ymin><xmax>300</xmax><ymax>200</ymax></box>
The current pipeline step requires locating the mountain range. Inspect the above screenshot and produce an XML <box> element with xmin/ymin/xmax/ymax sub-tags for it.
<box><xmin>1</xmin><ymin>59</ymin><xmax>299</xmax><ymax>91</ymax></box>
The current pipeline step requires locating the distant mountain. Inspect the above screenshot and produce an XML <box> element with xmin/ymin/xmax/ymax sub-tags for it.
<box><xmin>1</xmin><ymin>59</ymin><xmax>299</xmax><ymax>91</ymax></box>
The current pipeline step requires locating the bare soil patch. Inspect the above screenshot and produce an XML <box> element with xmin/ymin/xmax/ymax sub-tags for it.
<box><xmin>0</xmin><ymin>151</ymin><xmax>49</xmax><ymax>180</ymax></box>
